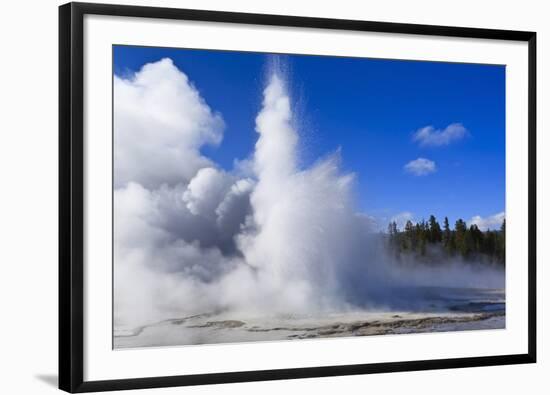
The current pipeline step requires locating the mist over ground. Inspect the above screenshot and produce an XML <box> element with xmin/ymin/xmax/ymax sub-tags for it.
<box><xmin>114</xmin><ymin>58</ymin><xmax>504</xmax><ymax>329</ymax></box>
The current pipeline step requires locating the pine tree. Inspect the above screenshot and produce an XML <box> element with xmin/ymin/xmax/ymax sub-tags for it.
<box><xmin>462</xmin><ymin>227</ymin><xmax>474</xmax><ymax>258</ymax></box>
<box><xmin>428</xmin><ymin>215</ymin><xmax>442</xmax><ymax>243</ymax></box>
<box><xmin>404</xmin><ymin>220</ymin><xmax>415</xmax><ymax>251</ymax></box>
<box><xmin>384</xmin><ymin>215</ymin><xmax>505</xmax><ymax>264</ymax></box>
<box><xmin>454</xmin><ymin>219</ymin><xmax>467</xmax><ymax>257</ymax></box>
<box><xmin>498</xmin><ymin>219</ymin><xmax>506</xmax><ymax>265</ymax></box>
<box><xmin>443</xmin><ymin>216</ymin><xmax>451</xmax><ymax>250</ymax></box>
<box><xmin>469</xmin><ymin>224</ymin><xmax>483</xmax><ymax>256</ymax></box>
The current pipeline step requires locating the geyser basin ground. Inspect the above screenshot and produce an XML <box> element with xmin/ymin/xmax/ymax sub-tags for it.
<box><xmin>114</xmin><ymin>287</ymin><xmax>504</xmax><ymax>348</ymax></box>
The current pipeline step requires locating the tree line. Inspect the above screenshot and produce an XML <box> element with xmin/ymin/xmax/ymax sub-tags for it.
<box><xmin>386</xmin><ymin>215</ymin><xmax>505</xmax><ymax>265</ymax></box>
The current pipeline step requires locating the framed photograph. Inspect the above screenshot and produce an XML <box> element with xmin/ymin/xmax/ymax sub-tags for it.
<box><xmin>59</xmin><ymin>2</ymin><xmax>536</xmax><ymax>392</ymax></box>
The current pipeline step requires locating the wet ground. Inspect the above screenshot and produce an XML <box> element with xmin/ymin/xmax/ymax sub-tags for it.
<box><xmin>114</xmin><ymin>287</ymin><xmax>505</xmax><ymax>348</ymax></box>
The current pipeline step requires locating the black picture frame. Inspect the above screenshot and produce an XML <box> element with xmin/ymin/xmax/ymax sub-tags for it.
<box><xmin>59</xmin><ymin>2</ymin><xmax>537</xmax><ymax>393</ymax></box>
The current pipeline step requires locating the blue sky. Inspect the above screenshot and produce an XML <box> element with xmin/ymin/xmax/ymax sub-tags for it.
<box><xmin>114</xmin><ymin>45</ymin><xmax>505</xmax><ymax>230</ymax></box>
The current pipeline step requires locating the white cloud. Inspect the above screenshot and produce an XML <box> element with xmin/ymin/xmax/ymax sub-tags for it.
<box><xmin>114</xmin><ymin>181</ymin><xmax>243</xmax><ymax>326</ymax></box>
<box><xmin>390</xmin><ymin>211</ymin><xmax>414</xmax><ymax>230</ymax></box>
<box><xmin>468</xmin><ymin>212</ymin><xmax>505</xmax><ymax>231</ymax></box>
<box><xmin>412</xmin><ymin>123</ymin><xmax>468</xmax><ymax>147</ymax></box>
<box><xmin>216</xmin><ymin>178</ymin><xmax>255</xmax><ymax>236</ymax></box>
<box><xmin>182</xmin><ymin>167</ymin><xmax>234</xmax><ymax>217</ymax></box>
<box><xmin>114</xmin><ymin>58</ymin><xmax>224</xmax><ymax>189</ymax></box>
<box><xmin>404</xmin><ymin>158</ymin><xmax>437</xmax><ymax>176</ymax></box>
